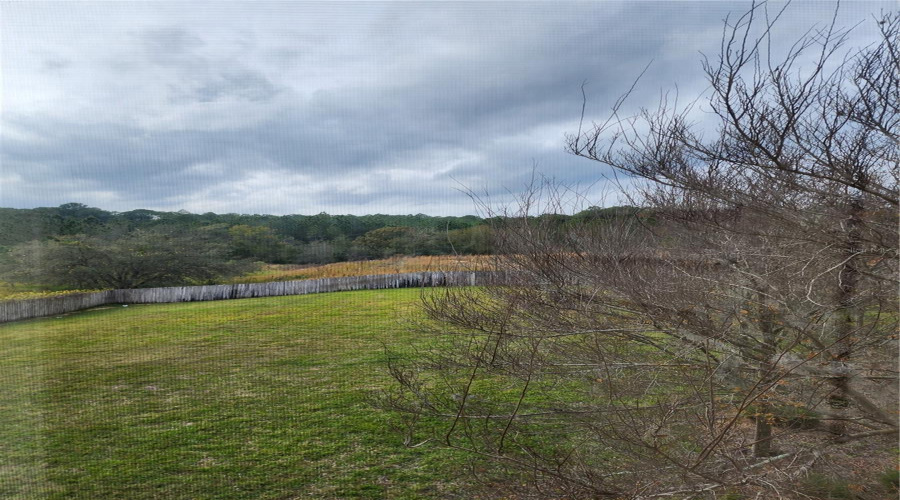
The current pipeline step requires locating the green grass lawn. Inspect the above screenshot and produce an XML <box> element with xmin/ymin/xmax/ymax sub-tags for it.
<box><xmin>0</xmin><ymin>289</ymin><xmax>471</xmax><ymax>499</ymax></box>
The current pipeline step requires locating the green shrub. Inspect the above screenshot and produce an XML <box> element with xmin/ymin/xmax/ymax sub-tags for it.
<box><xmin>879</xmin><ymin>468</ymin><xmax>899</xmax><ymax>492</ymax></box>
<box><xmin>800</xmin><ymin>474</ymin><xmax>861</xmax><ymax>500</ymax></box>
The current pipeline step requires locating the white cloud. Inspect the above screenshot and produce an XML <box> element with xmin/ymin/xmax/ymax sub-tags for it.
<box><xmin>2</xmin><ymin>1</ymin><xmax>893</xmax><ymax>215</ymax></box>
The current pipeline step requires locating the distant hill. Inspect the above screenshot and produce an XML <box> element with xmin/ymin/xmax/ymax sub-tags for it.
<box><xmin>0</xmin><ymin>203</ymin><xmax>483</xmax><ymax>246</ymax></box>
<box><xmin>0</xmin><ymin>203</ymin><xmax>645</xmax><ymax>265</ymax></box>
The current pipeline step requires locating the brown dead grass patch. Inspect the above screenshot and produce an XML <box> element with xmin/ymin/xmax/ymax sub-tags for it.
<box><xmin>231</xmin><ymin>255</ymin><xmax>492</xmax><ymax>283</ymax></box>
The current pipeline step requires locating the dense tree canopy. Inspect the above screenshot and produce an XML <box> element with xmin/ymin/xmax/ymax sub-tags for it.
<box><xmin>1</xmin><ymin>227</ymin><xmax>253</xmax><ymax>289</ymax></box>
<box><xmin>0</xmin><ymin>206</ymin><xmax>492</xmax><ymax>263</ymax></box>
<box><xmin>0</xmin><ymin>203</ymin><xmax>638</xmax><ymax>272</ymax></box>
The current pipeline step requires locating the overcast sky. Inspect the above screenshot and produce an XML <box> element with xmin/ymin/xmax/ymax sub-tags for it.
<box><xmin>2</xmin><ymin>1</ymin><xmax>892</xmax><ymax>216</ymax></box>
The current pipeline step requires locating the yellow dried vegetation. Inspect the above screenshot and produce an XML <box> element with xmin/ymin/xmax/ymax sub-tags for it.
<box><xmin>0</xmin><ymin>287</ymin><xmax>107</xmax><ymax>302</ymax></box>
<box><xmin>230</xmin><ymin>254</ymin><xmax>491</xmax><ymax>284</ymax></box>
<box><xmin>0</xmin><ymin>255</ymin><xmax>492</xmax><ymax>298</ymax></box>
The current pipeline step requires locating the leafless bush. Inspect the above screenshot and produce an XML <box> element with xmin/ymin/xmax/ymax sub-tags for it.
<box><xmin>385</xmin><ymin>5</ymin><xmax>898</xmax><ymax>498</ymax></box>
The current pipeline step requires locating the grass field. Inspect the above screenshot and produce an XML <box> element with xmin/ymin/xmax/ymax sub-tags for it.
<box><xmin>0</xmin><ymin>289</ymin><xmax>472</xmax><ymax>499</ymax></box>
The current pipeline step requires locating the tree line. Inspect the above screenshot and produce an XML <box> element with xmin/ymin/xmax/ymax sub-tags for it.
<box><xmin>0</xmin><ymin>203</ymin><xmax>639</xmax><ymax>289</ymax></box>
<box><xmin>0</xmin><ymin>204</ymin><xmax>489</xmax><ymax>261</ymax></box>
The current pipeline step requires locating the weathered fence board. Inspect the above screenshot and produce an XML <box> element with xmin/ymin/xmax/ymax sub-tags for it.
<box><xmin>0</xmin><ymin>271</ymin><xmax>500</xmax><ymax>324</ymax></box>
<box><xmin>0</xmin><ymin>290</ymin><xmax>117</xmax><ymax>323</ymax></box>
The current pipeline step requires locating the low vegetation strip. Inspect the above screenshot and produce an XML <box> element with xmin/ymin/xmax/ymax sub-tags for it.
<box><xmin>230</xmin><ymin>255</ymin><xmax>489</xmax><ymax>283</ymax></box>
<box><xmin>0</xmin><ymin>271</ymin><xmax>498</xmax><ymax>323</ymax></box>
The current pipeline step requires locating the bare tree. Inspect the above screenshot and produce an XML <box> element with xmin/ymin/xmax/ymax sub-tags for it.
<box><xmin>1</xmin><ymin>227</ymin><xmax>254</xmax><ymax>289</ymax></box>
<box><xmin>385</xmin><ymin>5</ymin><xmax>898</xmax><ymax>498</ymax></box>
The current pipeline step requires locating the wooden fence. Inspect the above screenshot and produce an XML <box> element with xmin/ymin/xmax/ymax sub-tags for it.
<box><xmin>0</xmin><ymin>271</ymin><xmax>498</xmax><ymax>324</ymax></box>
<box><xmin>0</xmin><ymin>290</ymin><xmax>118</xmax><ymax>324</ymax></box>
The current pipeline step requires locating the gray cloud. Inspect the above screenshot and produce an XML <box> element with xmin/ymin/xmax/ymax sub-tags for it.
<box><xmin>2</xmin><ymin>1</ymin><xmax>893</xmax><ymax>215</ymax></box>
<box><xmin>192</xmin><ymin>70</ymin><xmax>281</xmax><ymax>102</ymax></box>
<box><xmin>40</xmin><ymin>58</ymin><xmax>70</xmax><ymax>73</ymax></box>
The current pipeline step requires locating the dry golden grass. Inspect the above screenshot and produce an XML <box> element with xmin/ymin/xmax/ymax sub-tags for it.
<box><xmin>0</xmin><ymin>287</ymin><xmax>107</xmax><ymax>301</ymax></box>
<box><xmin>0</xmin><ymin>255</ymin><xmax>491</xmax><ymax>297</ymax></box>
<box><xmin>230</xmin><ymin>255</ymin><xmax>491</xmax><ymax>284</ymax></box>
<box><xmin>0</xmin><ymin>283</ymin><xmax>109</xmax><ymax>301</ymax></box>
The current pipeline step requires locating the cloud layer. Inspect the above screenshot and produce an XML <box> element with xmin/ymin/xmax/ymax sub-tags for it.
<box><xmin>2</xmin><ymin>1</ymin><xmax>891</xmax><ymax>215</ymax></box>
